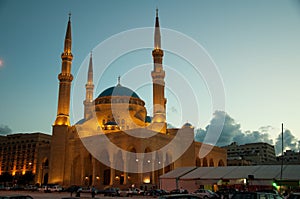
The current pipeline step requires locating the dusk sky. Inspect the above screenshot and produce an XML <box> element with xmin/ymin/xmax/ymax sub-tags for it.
<box><xmin>1</xmin><ymin>0</ymin><xmax>300</xmax><ymax>144</ymax></box>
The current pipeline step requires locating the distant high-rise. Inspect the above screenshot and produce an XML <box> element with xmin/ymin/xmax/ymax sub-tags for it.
<box><xmin>222</xmin><ymin>142</ymin><xmax>276</xmax><ymax>166</ymax></box>
<box><xmin>276</xmin><ymin>150</ymin><xmax>300</xmax><ymax>164</ymax></box>
<box><xmin>0</xmin><ymin>133</ymin><xmax>51</xmax><ymax>185</ymax></box>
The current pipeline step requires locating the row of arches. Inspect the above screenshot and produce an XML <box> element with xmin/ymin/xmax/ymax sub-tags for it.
<box><xmin>196</xmin><ymin>157</ymin><xmax>225</xmax><ymax>167</ymax></box>
<box><xmin>70</xmin><ymin>151</ymin><xmax>225</xmax><ymax>188</ymax></box>
<box><xmin>70</xmin><ymin>146</ymin><xmax>174</xmax><ymax>188</ymax></box>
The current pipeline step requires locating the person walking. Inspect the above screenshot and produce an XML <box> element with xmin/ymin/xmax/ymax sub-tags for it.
<box><xmin>91</xmin><ymin>186</ymin><xmax>96</xmax><ymax>198</ymax></box>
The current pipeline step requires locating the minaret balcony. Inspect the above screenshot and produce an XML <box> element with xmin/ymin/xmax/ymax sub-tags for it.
<box><xmin>61</xmin><ymin>52</ymin><xmax>73</xmax><ymax>60</ymax></box>
<box><xmin>58</xmin><ymin>73</ymin><xmax>73</xmax><ymax>81</ymax></box>
<box><xmin>152</xmin><ymin>48</ymin><xmax>164</xmax><ymax>57</ymax></box>
<box><xmin>151</xmin><ymin>71</ymin><xmax>165</xmax><ymax>79</ymax></box>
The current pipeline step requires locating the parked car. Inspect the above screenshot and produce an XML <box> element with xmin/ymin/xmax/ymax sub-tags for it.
<box><xmin>97</xmin><ymin>187</ymin><xmax>119</xmax><ymax>196</ymax></box>
<box><xmin>38</xmin><ymin>185</ymin><xmax>51</xmax><ymax>192</ymax></box>
<box><xmin>64</xmin><ymin>185</ymin><xmax>80</xmax><ymax>193</ymax></box>
<box><xmin>170</xmin><ymin>189</ymin><xmax>188</xmax><ymax>194</ymax></box>
<box><xmin>61</xmin><ymin>198</ymin><xmax>81</xmax><ymax>199</ymax></box>
<box><xmin>119</xmin><ymin>188</ymin><xmax>134</xmax><ymax>197</ymax></box>
<box><xmin>9</xmin><ymin>185</ymin><xmax>25</xmax><ymax>191</ymax></box>
<box><xmin>24</xmin><ymin>185</ymin><xmax>38</xmax><ymax>192</ymax></box>
<box><xmin>0</xmin><ymin>195</ymin><xmax>33</xmax><ymax>199</ymax></box>
<box><xmin>38</xmin><ymin>185</ymin><xmax>46</xmax><ymax>192</ymax></box>
<box><xmin>231</xmin><ymin>192</ymin><xmax>283</xmax><ymax>199</ymax></box>
<box><xmin>286</xmin><ymin>193</ymin><xmax>300</xmax><ymax>199</ymax></box>
<box><xmin>159</xmin><ymin>194</ymin><xmax>202</xmax><ymax>199</ymax></box>
<box><xmin>61</xmin><ymin>198</ymin><xmax>80</xmax><ymax>199</ymax></box>
<box><xmin>77</xmin><ymin>187</ymin><xmax>92</xmax><ymax>193</ymax></box>
<box><xmin>194</xmin><ymin>189</ymin><xmax>219</xmax><ymax>199</ymax></box>
<box><xmin>145</xmin><ymin>189</ymin><xmax>169</xmax><ymax>196</ymax></box>
<box><xmin>49</xmin><ymin>185</ymin><xmax>63</xmax><ymax>192</ymax></box>
<box><xmin>216</xmin><ymin>188</ymin><xmax>237</xmax><ymax>199</ymax></box>
<box><xmin>132</xmin><ymin>188</ymin><xmax>144</xmax><ymax>195</ymax></box>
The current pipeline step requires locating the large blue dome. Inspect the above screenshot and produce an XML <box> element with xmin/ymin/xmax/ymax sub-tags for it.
<box><xmin>97</xmin><ymin>85</ymin><xmax>140</xmax><ymax>99</ymax></box>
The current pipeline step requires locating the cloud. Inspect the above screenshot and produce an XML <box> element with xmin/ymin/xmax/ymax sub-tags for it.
<box><xmin>195</xmin><ymin>111</ymin><xmax>273</xmax><ymax>147</ymax></box>
<box><xmin>233</xmin><ymin>130</ymin><xmax>273</xmax><ymax>145</ymax></box>
<box><xmin>0</xmin><ymin>124</ymin><xmax>12</xmax><ymax>135</ymax></box>
<box><xmin>275</xmin><ymin>129</ymin><xmax>299</xmax><ymax>155</ymax></box>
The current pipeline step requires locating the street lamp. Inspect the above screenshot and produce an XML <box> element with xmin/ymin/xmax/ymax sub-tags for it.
<box><xmin>96</xmin><ymin>176</ymin><xmax>100</xmax><ymax>186</ymax></box>
<box><xmin>85</xmin><ymin>176</ymin><xmax>89</xmax><ymax>186</ymax></box>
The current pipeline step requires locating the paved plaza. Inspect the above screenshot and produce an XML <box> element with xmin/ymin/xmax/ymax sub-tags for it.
<box><xmin>0</xmin><ymin>191</ymin><xmax>147</xmax><ymax>199</ymax></box>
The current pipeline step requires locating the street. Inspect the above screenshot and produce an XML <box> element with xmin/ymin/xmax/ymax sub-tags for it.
<box><xmin>0</xmin><ymin>191</ymin><xmax>149</xmax><ymax>199</ymax></box>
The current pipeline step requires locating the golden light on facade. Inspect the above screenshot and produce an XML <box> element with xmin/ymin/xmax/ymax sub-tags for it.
<box><xmin>22</xmin><ymin>165</ymin><xmax>26</xmax><ymax>173</ymax></box>
<box><xmin>47</xmin><ymin>11</ymin><xmax>228</xmax><ymax>188</ymax></box>
<box><xmin>143</xmin><ymin>177</ymin><xmax>150</xmax><ymax>184</ymax></box>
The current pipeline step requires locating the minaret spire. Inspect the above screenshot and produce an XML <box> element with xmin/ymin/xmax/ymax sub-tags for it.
<box><xmin>87</xmin><ymin>52</ymin><xmax>93</xmax><ymax>85</ymax></box>
<box><xmin>84</xmin><ymin>52</ymin><xmax>94</xmax><ymax>120</ymax></box>
<box><xmin>64</xmin><ymin>13</ymin><xmax>72</xmax><ymax>54</ymax></box>
<box><xmin>151</xmin><ymin>8</ymin><xmax>166</xmax><ymax>133</ymax></box>
<box><xmin>117</xmin><ymin>75</ymin><xmax>121</xmax><ymax>86</ymax></box>
<box><xmin>54</xmin><ymin>14</ymin><xmax>74</xmax><ymax>126</ymax></box>
<box><xmin>154</xmin><ymin>8</ymin><xmax>161</xmax><ymax>49</ymax></box>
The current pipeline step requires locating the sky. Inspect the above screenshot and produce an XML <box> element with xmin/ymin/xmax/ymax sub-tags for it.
<box><xmin>1</xmin><ymin>0</ymin><xmax>300</xmax><ymax>147</ymax></box>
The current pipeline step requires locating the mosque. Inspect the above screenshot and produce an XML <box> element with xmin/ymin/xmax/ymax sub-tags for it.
<box><xmin>48</xmin><ymin>11</ymin><xmax>227</xmax><ymax>189</ymax></box>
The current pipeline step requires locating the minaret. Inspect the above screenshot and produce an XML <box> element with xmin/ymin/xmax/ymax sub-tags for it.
<box><xmin>84</xmin><ymin>52</ymin><xmax>94</xmax><ymax>119</ymax></box>
<box><xmin>49</xmin><ymin>14</ymin><xmax>74</xmax><ymax>186</ymax></box>
<box><xmin>54</xmin><ymin>14</ymin><xmax>73</xmax><ymax>126</ymax></box>
<box><xmin>151</xmin><ymin>9</ymin><xmax>167</xmax><ymax>133</ymax></box>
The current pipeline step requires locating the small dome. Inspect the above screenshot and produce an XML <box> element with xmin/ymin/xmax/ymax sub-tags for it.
<box><xmin>182</xmin><ymin>122</ymin><xmax>193</xmax><ymax>128</ymax></box>
<box><xmin>98</xmin><ymin>84</ymin><xmax>140</xmax><ymax>99</ymax></box>
<box><xmin>145</xmin><ymin>116</ymin><xmax>152</xmax><ymax>123</ymax></box>
<box><xmin>75</xmin><ymin>118</ymin><xmax>86</xmax><ymax>125</ymax></box>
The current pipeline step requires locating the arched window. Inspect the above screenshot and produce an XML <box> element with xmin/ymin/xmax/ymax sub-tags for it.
<box><xmin>196</xmin><ymin>157</ymin><xmax>201</xmax><ymax>167</ymax></box>
<box><xmin>202</xmin><ymin>158</ymin><xmax>208</xmax><ymax>167</ymax></box>
<box><xmin>218</xmin><ymin>160</ymin><xmax>225</xmax><ymax>166</ymax></box>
